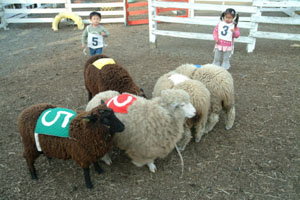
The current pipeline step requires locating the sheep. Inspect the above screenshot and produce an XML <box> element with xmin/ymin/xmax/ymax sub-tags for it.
<box><xmin>152</xmin><ymin>72</ymin><xmax>211</xmax><ymax>151</ymax></box>
<box><xmin>86</xmin><ymin>89</ymin><xmax>196</xmax><ymax>173</ymax></box>
<box><xmin>84</xmin><ymin>54</ymin><xmax>146</xmax><ymax>101</ymax></box>
<box><xmin>175</xmin><ymin>63</ymin><xmax>235</xmax><ymax>132</ymax></box>
<box><xmin>18</xmin><ymin>103</ymin><xmax>125</xmax><ymax>189</ymax></box>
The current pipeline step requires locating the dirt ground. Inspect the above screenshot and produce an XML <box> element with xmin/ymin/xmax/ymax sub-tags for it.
<box><xmin>0</xmin><ymin>19</ymin><xmax>300</xmax><ymax>200</ymax></box>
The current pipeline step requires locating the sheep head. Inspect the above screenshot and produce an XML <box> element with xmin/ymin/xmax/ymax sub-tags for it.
<box><xmin>160</xmin><ymin>89</ymin><xmax>196</xmax><ymax>119</ymax></box>
<box><xmin>83</xmin><ymin>104</ymin><xmax>125</xmax><ymax>134</ymax></box>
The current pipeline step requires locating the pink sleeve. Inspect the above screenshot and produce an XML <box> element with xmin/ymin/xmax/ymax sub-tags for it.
<box><xmin>213</xmin><ymin>24</ymin><xmax>219</xmax><ymax>41</ymax></box>
<box><xmin>233</xmin><ymin>27</ymin><xmax>240</xmax><ymax>38</ymax></box>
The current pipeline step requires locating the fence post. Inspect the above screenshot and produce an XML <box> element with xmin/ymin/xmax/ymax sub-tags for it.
<box><xmin>148</xmin><ymin>0</ymin><xmax>157</xmax><ymax>48</ymax></box>
<box><xmin>65</xmin><ymin>0</ymin><xmax>72</xmax><ymax>12</ymax></box>
<box><xmin>189</xmin><ymin>0</ymin><xmax>194</xmax><ymax>18</ymax></box>
<box><xmin>248</xmin><ymin>1</ymin><xmax>260</xmax><ymax>52</ymax></box>
<box><xmin>0</xmin><ymin>4</ymin><xmax>8</xmax><ymax>30</ymax></box>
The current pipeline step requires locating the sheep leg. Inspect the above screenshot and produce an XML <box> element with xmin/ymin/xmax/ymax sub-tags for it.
<box><xmin>176</xmin><ymin>126</ymin><xmax>192</xmax><ymax>151</ymax></box>
<box><xmin>205</xmin><ymin>113</ymin><xmax>219</xmax><ymax>133</ymax></box>
<box><xmin>225</xmin><ymin>106</ymin><xmax>235</xmax><ymax>130</ymax></box>
<box><xmin>101</xmin><ymin>153</ymin><xmax>112</xmax><ymax>165</ymax></box>
<box><xmin>93</xmin><ymin>162</ymin><xmax>104</xmax><ymax>174</ymax></box>
<box><xmin>88</xmin><ymin>91</ymin><xmax>93</xmax><ymax>101</ymax></box>
<box><xmin>194</xmin><ymin>122</ymin><xmax>206</xmax><ymax>143</ymax></box>
<box><xmin>147</xmin><ymin>162</ymin><xmax>157</xmax><ymax>173</ymax></box>
<box><xmin>25</xmin><ymin>158</ymin><xmax>38</xmax><ymax>180</ymax></box>
<box><xmin>83</xmin><ymin>167</ymin><xmax>93</xmax><ymax>189</ymax></box>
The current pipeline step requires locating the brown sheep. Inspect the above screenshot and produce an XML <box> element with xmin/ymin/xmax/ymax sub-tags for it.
<box><xmin>84</xmin><ymin>54</ymin><xmax>146</xmax><ymax>101</ymax></box>
<box><xmin>18</xmin><ymin>103</ymin><xmax>124</xmax><ymax>189</ymax></box>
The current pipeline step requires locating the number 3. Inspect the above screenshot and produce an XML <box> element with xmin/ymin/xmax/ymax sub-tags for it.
<box><xmin>92</xmin><ymin>37</ymin><xmax>98</xmax><ymax>46</ymax></box>
<box><xmin>221</xmin><ymin>25</ymin><xmax>229</xmax><ymax>36</ymax></box>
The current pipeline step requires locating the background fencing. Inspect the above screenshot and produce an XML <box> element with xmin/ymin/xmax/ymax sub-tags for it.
<box><xmin>148</xmin><ymin>0</ymin><xmax>300</xmax><ymax>52</ymax></box>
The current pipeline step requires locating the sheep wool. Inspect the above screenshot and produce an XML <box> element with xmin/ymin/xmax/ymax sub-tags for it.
<box><xmin>86</xmin><ymin>89</ymin><xmax>196</xmax><ymax>172</ymax></box>
<box><xmin>152</xmin><ymin>71</ymin><xmax>210</xmax><ymax>150</ymax></box>
<box><xmin>84</xmin><ymin>54</ymin><xmax>146</xmax><ymax>100</ymax></box>
<box><xmin>175</xmin><ymin>63</ymin><xmax>235</xmax><ymax>132</ymax></box>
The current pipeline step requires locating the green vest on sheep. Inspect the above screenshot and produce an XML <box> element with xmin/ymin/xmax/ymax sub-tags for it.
<box><xmin>34</xmin><ymin>108</ymin><xmax>77</xmax><ymax>151</ymax></box>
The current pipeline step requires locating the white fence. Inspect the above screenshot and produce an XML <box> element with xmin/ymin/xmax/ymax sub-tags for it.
<box><xmin>0</xmin><ymin>0</ymin><xmax>125</xmax><ymax>30</ymax></box>
<box><xmin>148</xmin><ymin>0</ymin><xmax>300</xmax><ymax>52</ymax></box>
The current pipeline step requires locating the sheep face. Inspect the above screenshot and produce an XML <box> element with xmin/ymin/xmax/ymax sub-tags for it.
<box><xmin>84</xmin><ymin>105</ymin><xmax>125</xmax><ymax>134</ymax></box>
<box><xmin>161</xmin><ymin>89</ymin><xmax>196</xmax><ymax>119</ymax></box>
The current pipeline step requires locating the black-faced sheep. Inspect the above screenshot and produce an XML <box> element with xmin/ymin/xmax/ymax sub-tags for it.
<box><xmin>175</xmin><ymin>64</ymin><xmax>235</xmax><ymax>132</ymax></box>
<box><xmin>86</xmin><ymin>89</ymin><xmax>196</xmax><ymax>172</ymax></box>
<box><xmin>18</xmin><ymin>103</ymin><xmax>124</xmax><ymax>189</ymax></box>
<box><xmin>84</xmin><ymin>54</ymin><xmax>146</xmax><ymax>101</ymax></box>
<box><xmin>152</xmin><ymin>72</ymin><xmax>211</xmax><ymax>151</ymax></box>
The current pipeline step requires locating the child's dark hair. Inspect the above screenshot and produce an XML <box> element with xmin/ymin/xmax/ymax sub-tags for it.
<box><xmin>89</xmin><ymin>11</ymin><xmax>101</xmax><ymax>19</ymax></box>
<box><xmin>220</xmin><ymin>8</ymin><xmax>239</xmax><ymax>27</ymax></box>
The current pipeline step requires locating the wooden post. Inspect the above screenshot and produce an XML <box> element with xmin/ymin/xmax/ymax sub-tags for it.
<box><xmin>248</xmin><ymin>1</ymin><xmax>260</xmax><ymax>53</ymax></box>
<box><xmin>65</xmin><ymin>0</ymin><xmax>72</xmax><ymax>12</ymax></box>
<box><xmin>148</xmin><ymin>0</ymin><xmax>157</xmax><ymax>48</ymax></box>
<box><xmin>189</xmin><ymin>0</ymin><xmax>194</xmax><ymax>18</ymax></box>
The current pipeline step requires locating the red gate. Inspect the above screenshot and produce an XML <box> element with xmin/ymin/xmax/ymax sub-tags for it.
<box><xmin>125</xmin><ymin>0</ymin><xmax>189</xmax><ymax>26</ymax></box>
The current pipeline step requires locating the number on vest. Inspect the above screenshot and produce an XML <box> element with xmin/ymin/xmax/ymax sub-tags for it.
<box><xmin>92</xmin><ymin>37</ymin><xmax>98</xmax><ymax>46</ymax></box>
<box><xmin>221</xmin><ymin>25</ymin><xmax>229</xmax><ymax>36</ymax></box>
<box><xmin>41</xmin><ymin>110</ymin><xmax>75</xmax><ymax>128</ymax></box>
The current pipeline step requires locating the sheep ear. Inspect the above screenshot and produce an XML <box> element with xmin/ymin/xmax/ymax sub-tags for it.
<box><xmin>81</xmin><ymin>115</ymin><xmax>97</xmax><ymax>122</ymax></box>
<box><xmin>170</xmin><ymin>102</ymin><xmax>178</xmax><ymax>110</ymax></box>
<box><xmin>101</xmin><ymin>100</ymin><xmax>105</xmax><ymax>105</ymax></box>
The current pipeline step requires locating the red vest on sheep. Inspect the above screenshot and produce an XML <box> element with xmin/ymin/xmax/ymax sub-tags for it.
<box><xmin>106</xmin><ymin>94</ymin><xmax>136</xmax><ymax>114</ymax></box>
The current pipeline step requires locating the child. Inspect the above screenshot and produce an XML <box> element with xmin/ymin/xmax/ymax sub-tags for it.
<box><xmin>212</xmin><ymin>8</ymin><xmax>240</xmax><ymax>69</ymax></box>
<box><xmin>82</xmin><ymin>11</ymin><xmax>109</xmax><ymax>56</ymax></box>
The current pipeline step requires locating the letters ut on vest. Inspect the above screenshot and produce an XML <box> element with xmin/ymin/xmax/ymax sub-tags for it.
<box><xmin>106</xmin><ymin>94</ymin><xmax>137</xmax><ymax>114</ymax></box>
<box><xmin>34</xmin><ymin>108</ymin><xmax>77</xmax><ymax>151</ymax></box>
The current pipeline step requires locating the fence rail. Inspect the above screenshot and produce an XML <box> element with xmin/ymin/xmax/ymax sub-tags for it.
<box><xmin>0</xmin><ymin>0</ymin><xmax>125</xmax><ymax>30</ymax></box>
<box><xmin>149</xmin><ymin>0</ymin><xmax>300</xmax><ymax>52</ymax></box>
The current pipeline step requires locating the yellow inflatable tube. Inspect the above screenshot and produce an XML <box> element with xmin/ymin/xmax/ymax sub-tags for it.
<box><xmin>52</xmin><ymin>12</ymin><xmax>85</xmax><ymax>31</ymax></box>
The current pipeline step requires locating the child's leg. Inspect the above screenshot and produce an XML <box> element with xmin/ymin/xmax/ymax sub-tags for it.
<box><xmin>95</xmin><ymin>48</ymin><xmax>103</xmax><ymax>55</ymax></box>
<box><xmin>222</xmin><ymin>51</ymin><xmax>232</xmax><ymax>69</ymax></box>
<box><xmin>212</xmin><ymin>49</ymin><xmax>222</xmax><ymax>66</ymax></box>
<box><xmin>89</xmin><ymin>48</ymin><xmax>96</xmax><ymax>56</ymax></box>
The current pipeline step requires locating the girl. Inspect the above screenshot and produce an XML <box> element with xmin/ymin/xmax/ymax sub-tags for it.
<box><xmin>212</xmin><ymin>8</ymin><xmax>240</xmax><ymax>70</ymax></box>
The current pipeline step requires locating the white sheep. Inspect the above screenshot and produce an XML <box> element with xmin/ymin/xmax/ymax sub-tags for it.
<box><xmin>175</xmin><ymin>63</ymin><xmax>235</xmax><ymax>132</ymax></box>
<box><xmin>152</xmin><ymin>72</ymin><xmax>211</xmax><ymax>151</ymax></box>
<box><xmin>86</xmin><ymin>89</ymin><xmax>196</xmax><ymax>173</ymax></box>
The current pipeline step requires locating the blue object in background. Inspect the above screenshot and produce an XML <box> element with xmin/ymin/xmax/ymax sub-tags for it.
<box><xmin>194</xmin><ymin>64</ymin><xmax>202</xmax><ymax>68</ymax></box>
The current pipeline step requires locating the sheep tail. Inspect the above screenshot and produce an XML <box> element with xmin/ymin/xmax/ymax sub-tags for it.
<box><xmin>175</xmin><ymin>144</ymin><xmax>184</xmax><ymax>178</ymax></box>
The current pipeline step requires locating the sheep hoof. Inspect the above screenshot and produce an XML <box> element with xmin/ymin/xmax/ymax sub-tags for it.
<box><xmin>195</xmin><ymin>137</ymin><xmax>201</xmax><ymax>143</ymax></box>
<box><xmin>225</xmin><ymin>124</ymin><xmax>233</xmax><ymax>130</ymax></box>
<box><xmin>101</xmin><ymin>154</ymin><xmax>112</xmax><ymax>166</ymax></box>
<box><xmin>147</xmin><ymin>162</ymin><xmax>157</xmax><ymax>173</ymax></box>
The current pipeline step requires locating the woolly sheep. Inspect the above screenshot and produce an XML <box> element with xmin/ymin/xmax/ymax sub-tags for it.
<box><xmin>18</xmin><ymin>103</ymin><xmax>124</xmax><ymax>189</ymax></box>
<box><xmin>84</xmin><ymin>54</ymin><xmax>146</xmax><ymax>101</ymax></box>
<box><xmin>152</xmin><ymin>72</ymin><xmax>211</xmax><ymax>151</ymax></box>
<box><xmin>175</xmin><ymin>63</ymin><xmax>235</xmax><ymax>132</ymax></box>
<box><xmin>86</xmin><ymin>89</ymin><xmax>196</xmax><ymax>173</ymax></box>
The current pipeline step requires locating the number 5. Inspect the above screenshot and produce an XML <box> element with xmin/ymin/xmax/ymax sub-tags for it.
<box><xmin>92</xmin><ymin>37</ymin><xmax>98</xmax><ymax>46</ymax></box>
<box><xmin>42</xmin><ymin>111</ymin><xmax>74</xmax><ymax>128</ymax></box>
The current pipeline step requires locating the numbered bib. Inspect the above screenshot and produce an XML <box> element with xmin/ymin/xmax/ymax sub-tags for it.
<box><xmin>168</xmin><ymin>73</ymin><xmax>190</xmax><ymax>85</ymax></box>
<box><xmin>93</xmin><ymin>58</ymin><xmax>116</xmax><ymax>70</ymax></box>
<box><xmin>34</xmin><ymin>108</ymin><xmax>77</xmax><ymax>151</ymax></box>
<box><xmin>218</xmin><ymin>21</ymin><xmax>235</xmax><ymax>42</ymax></box>
<box><xmin>106</xmin><ymin>94</ymin><xmax>137</xmax><ymax>114</ymax></box>
<box><xmin>88</xmin><ymin>33</ymin><xmax>104</xmax><ymax>49</ymax></box>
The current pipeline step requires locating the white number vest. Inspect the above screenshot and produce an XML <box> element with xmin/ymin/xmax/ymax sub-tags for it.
<box><xmin>87</xmin><ymin>26</ymin><xmax>104</xmax><ymax>49</ymax></box>
<box><xmin>218</xmin><ymin>21</ymin><xmax>235</xmax><ymax>42</ymax></box>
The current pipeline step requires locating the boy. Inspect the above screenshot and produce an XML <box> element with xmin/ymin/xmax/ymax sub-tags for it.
<box><xmin>82</xmin><ymin>11</ymin><xmax>109</xmax><ymax>56</ymax></box>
